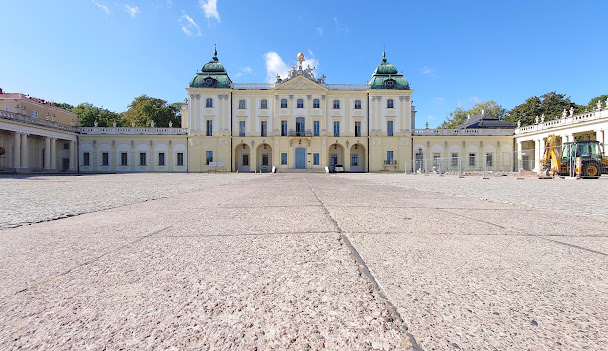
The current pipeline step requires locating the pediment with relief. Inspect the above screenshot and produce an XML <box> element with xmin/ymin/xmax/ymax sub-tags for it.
<box><xmin>274</xmin><ymin>76</ymin><xmax>327</xmax><ymax>91</ymax></box>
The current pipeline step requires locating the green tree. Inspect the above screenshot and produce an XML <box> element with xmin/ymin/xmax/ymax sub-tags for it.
<box><xmin>72</xmin><ymin>103</ymin><xmax>123</xmax><ymax>127</ymax></box>
<box><xmin>123</xmin><ymin>95</ymin><xmax>181</xmax><ymax>128</ymax></box>
<box><xmin>50</xmin><ymin>102</ymin><xmax>74</xmax><ymax>111</ymax></box>
<box><xmin>505</xmin><ymin>92</ymin><xmax>579</xmax><ymax>127</ymax></box>
<box><xmin>439</xmin><ymin>100</ymin><xmax>506</xmax><ymax>128</ymax></box>
<box><xmin>587</xmin><ymin>94</ymin><xmax>608</xmax><ymax>111</ymax></box>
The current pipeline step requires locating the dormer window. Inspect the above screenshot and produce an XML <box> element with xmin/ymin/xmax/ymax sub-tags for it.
<box><xmin>205</xmin><ymin>78</ymin><xmax>213</xmax><ymax>85</ymax></box>
<box><xmin>385</xmin><ymin>79</ymin><xmax>395</xmax><ymax>88</ymax></box>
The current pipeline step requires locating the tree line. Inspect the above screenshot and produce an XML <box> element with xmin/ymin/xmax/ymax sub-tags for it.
<box><xmin>52</xmin><ymin>95</ymin><xmax>182</xmax><ymax>128</ymax></box>
<box><xmin>439</xmin><ymin>92</ymin><xmax>608</xmax><ymax>129</ymax></box>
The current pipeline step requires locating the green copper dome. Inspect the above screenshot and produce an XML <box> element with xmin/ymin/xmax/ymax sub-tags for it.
<box><xmin>189</xmin><ymin>46</ymin><xmax>232</xmax><ymax>89</ymax></box>
<box><xmin>368</xmin><ymin>50</ymin><xmax>410</xmax><ymax>90</ymax></box>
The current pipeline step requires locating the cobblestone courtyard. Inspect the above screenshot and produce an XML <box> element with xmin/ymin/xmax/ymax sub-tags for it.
<box><xmin>0</xmin><ymin>173</ymin><xmax>607</xmax><ymax>350</ymax></box>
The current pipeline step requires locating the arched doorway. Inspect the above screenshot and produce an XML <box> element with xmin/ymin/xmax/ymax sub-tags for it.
<box><xmin>350</xmin><ymin>143</ymin><xmax>365</xmax><ymax>172</ymax></box>
<box><xmin>257</xmin><ymin>143</ymin><xmax>272</xmax><ymax>172</ymax></box>
<box><xmin>328</xmin><ymin>143</ymin><xmax>344</xmax><ymax>171</ymax></box>
<box><xmin>235</xmin><ymin>143</ymin><xmax>251</xmax><ymax>172</ymax></box>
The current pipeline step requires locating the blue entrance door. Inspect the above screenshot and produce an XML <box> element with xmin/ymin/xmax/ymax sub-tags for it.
<box><xmin>295</xmin><ymin>147</ymin><xmax>306</xmax><ymax>169</ymax></box>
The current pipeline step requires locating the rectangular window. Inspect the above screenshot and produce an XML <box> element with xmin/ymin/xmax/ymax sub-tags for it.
<box><xmin>102</xmin><ymin>152</ymin><xmax>109</xmax><ymax>166</ymax></box>
<box><xmin>238</xmin><ymin>99</ymin><xmax>246</xmax><ymax>109</ymax></box>
<box><xmin>139</xmin><ymin>152</ymin><xmax>147</xmax><ymax>166</ymax></box>
<box><xmin>260</xmin><ymin>121</ymin><xmax>267</xmax><ymax>137</ymax></box>
<box><xmin>31</xmin><ymin>110</ymin><xmax>38</xmax><ymax>118</ymax></box>
<box><xmin>451</xmin><ymin>153</ymin><xmax>458</xmax><ymax>167</ymax></box>
<box><xmin>313</xmin><ymin>120</ymin><xmax>320</xmax><ymax>136</ymax></box>
<box><xmin>281</xmin><ymin>99</ymin><xmax>288</xmax><ymax>108</ymax></box>
<box><xmin>386</xmin><ymin>151</ymin><xmax>394</xmax><ymax>164</ymax></box>
<box><xmin>469</xmin><ymin>153</ymin><xmax>476</xmax><ymax>167</ymax></box>
<box><xmin>243</xmin><ymin>154</ymin><xmax>249</xmax><ymax>166</ymax></box>
<box><xmin>206</xmin><ymin>120</ymin><xmax>213</xmax><ymax>136</ymax></box>
<box><xmin>355</xmin><ymin>121</ymin><xmax>361</xmax><ymax>137</ymax></box>
<box><xmin>433</xmin><ymin>153</ymin><xmax>440</xmax><ymax>168</ymax></box>
<box><xmin>281</xmin><ymin>153</ymin><xmax>287</xmax><ymax>165</ymax></box>
<box><xmin>63</xmin><ymin>143</ymin><xmax>69</xmax><ymax>150</ymax></box>
<box><xmin>281</xmin><ymin>120</ymin><xmax>287</xmax><ymax>136</ymax></box>
<box><xmin>206</xmin><ymin>151</ymin><xmax>213</xmax><ymax>165</ymax></box>
<box><xmin>486</xmin><ymin>153</ymin><xmax>493</xmax><ymax>167</ymax></box>
<box><xmin>331</xmin><ymin>155</ymin><xmax>338</xmax><ymax>166</ymax></box>
<box><xmin>262</xmin><ymin>154</ymin><xmax>269</xmax><ymax>166</ymax></box>
<box><xmin>260</xmin><ymin>99</ymin><xmax>267</xmax><ymax>109</ymax></box>
<box><xmin>239</xmin><ymin>120</ymin><xmax>246</xmax><ymax>137</ymax></box>
<box><xmin>351</xmin><ymin>154</ymin><xmax>358</xmax><ymax>166</ymax></box>
<box><xmin>333</xmin><ymin>121</ymin><xmax>340</xmax><ymax>137</ymax></box>
<box><xmin>177</xmin><ymin>152</ymin><xmax>184</xmax><ymax>166</ymax></box>
<box><xmin>313</xmin><ymin>99</ymin><xmax>320</xmax><ymax>108</ymax></box>
<box><xmin>83</xmin><ymin>152</ymin><xmax>90</xmax><ymax>166</ymax></box>
<box><xmin>387</xmin><ymin>121</ymin><xmax>394</xmax><ymax>136</ymax></box>
<box><xmin>158</xmin><ymin>152</ymin><xmax>165</xmax><ymax>166</ymax></box>
<box><xmin>121</xmin><ymin>152</ymin><xmax>128</xmax><ymax>166</ymax></box>
<box><xmin>313</xmin><ymin>153</ymin><xmax>319</xmax><ymax>165</ymax></box>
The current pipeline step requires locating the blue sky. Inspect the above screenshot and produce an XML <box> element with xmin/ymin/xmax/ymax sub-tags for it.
<box><xmin>1</xmin><ymin>0</ymin><xmax>606</xmax><ymax>128</ymax></box>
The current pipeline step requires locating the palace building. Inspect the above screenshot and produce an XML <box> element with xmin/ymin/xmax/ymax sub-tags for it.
<box><xmin>1</xmin><ymin>49</ymin><xmax>607</xmax><ymax>174</ymax></box>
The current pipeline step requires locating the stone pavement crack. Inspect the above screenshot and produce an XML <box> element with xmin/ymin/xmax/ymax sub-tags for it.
<box><xmin>14</xmin><ymin>226</ymin><xmax>172</xmax><ymax>295</ymax></box>
<box><xmin>540</xmin><ymin>237</ymin><xmax>608</xmax><ymax>256</ymax></box>
<box><xmin>302</xmin><ymin>174</ymin><xmax>423</xmax><ymax>351</ymax></box>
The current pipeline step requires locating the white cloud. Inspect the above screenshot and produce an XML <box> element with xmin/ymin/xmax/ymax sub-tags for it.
<box><xmin>91</xmin><ymin>0</ymin><xmax>109</xmax><ymax>15</ymax></box>
<box><xmin>332</xmin><ymin>17</ymin><xmax>349</xmax><ymax>33</ymax></box>
<box><xmin>179</xmin><ymin>13</ymin><xmax>201</xmax><ymax>36</ymax></box>
<box><xmin>316</xmin><ymin>26</ymin><xmax>324</xmax><ymax>36</ymax></box>
<box><xmin>124</xmin><ymin>4</ymin><xmax>139</xmax><ymax>18</ymax></box>
<box><xmin>199</xmin><ymin>0</ymin><xmax>220</xmax><ymax>23</ymax></box>
<box><xmin>243</xmin><ymin>66</ymin><xmax>252</xmax><ymax>73</ymax></box>
<box><xmin>167</xmin><ymin>0</ymin><xmax>172</xmax><ymax>8</ymax></box>
<box><xmin>234</xmin><ymin>72</ymin><xmax>243</xmax><ymax>78</ymax></box>
<box><xmin>422</xmin><ymin>65</ymin><xmax>434</xmax><ymax>74</ymax></box>
<box><xmin>264</xmin><ymin>52</ymin><xmax>289</xmax><ymax>83</ymax></box>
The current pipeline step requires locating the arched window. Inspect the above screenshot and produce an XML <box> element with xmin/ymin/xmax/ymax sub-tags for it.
<box><xmin>260</xmin><ymin>99</ymin><xmax>268</xmax><ymax>109</ymax></box>
<box><xmin>206</xmin><ymin>98</ymin><xmax>213</xmax><ymax>108</ymax></box>
<box><xmin>333</xmin><ymin>100</ymin><xmax>340</xmax><ymax>109</ymax></box>
<box><xmin>313</xmin><ymin>99</ymin><xmax>320</xmax><ymax>108</ymax></box>
<box><xmin>239</xmin><ymin>99</ymin><xmax>246</xmax><ymax>109</ymax></box>
<box><xmin>354</xmin><ymin>100</ymin><xmax>361</xmax><ymax>109</ymax></box>
<box><xmin>387</xmin><ymin>99</ymin><xmax>394</xmax><ymax>109</ymax></box>
<box><xmin>281</xmin><ymin>99</ymin><xmax>288</xmax><ymax>108</ymax></box>
<box><xmin>297</xmin><ymin>99</ymin><xmax>304</xmax><ymax>108</ymax></box>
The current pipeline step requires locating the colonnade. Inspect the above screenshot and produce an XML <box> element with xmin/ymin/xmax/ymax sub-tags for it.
<box><xmin>11</xmin><ymin>131</ymin><xmax>76</xmax><ymax>172</ymax></box>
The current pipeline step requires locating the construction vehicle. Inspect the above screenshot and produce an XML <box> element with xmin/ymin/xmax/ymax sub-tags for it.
<box><xmin>538</xmin><ymin>134</ymin><xmax>608</xmax><ymax>179</ymax></box>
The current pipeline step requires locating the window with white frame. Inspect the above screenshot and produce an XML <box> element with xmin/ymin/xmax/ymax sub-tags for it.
<box><xmin>260</xmin><ymin>121</ymin><xmax>267</xmax><ymax>137</ymax></box>
<box><xmin>387</xmin><ymin>99</ymin><xmax>394</xmax><ymax>109</ymax></box>
<box><xmin>333</xmin><ymin>121</ymin><xmax>340</xmax><ymax>137</ymax></box>
<box><xmin>351</xmin><ymin>154</ymin><xmax>358</xmax><ymax>166</ymax></box>
<box><xmin>139</xmin><ymin>152</ymin><xmax>147</xmax><ymax>166</ymax></box>
<box><xmin>387</xmin><ymin>121</ymin><xmax>394</xmax><ymax>136</ymax></box>
<box><xmin>260</xmin><ymin>99</ymin><xmax>268</xmax><ymax>109</ymax></box>
<box><xmin>486</xmin><ymin>153</ymin><xmax>493</xmax><ymax>167</ymax></box>
<box><xmin>281</xmin><ymin>99</ymin><xmax>288</xmax><ymax>108</ymax></box>
<box><xmin>333</xmin><ymin>100</ymin><xmax>340</xmax><ymax>109</ymax></box>
<box><xmin>355</xmin><ymin>121</ymin><xmax>361</xmax><ymax>137</ymax></box>
<box><xmin>121</xmin><ymin>152</ymin><xmax>128</xmax><ymax>166</ymax></box>
<box><xmin>433</xmin><ymin>153</ymin><xmax>440</xmax><ymax>167</ymax></box>
<box><xmin>313</xmin><ymin>120</ymin><xmax>320</xmax><ymax>136</ymax></box>
<box><xmin>177</xmin><ymin>152</ymin><xmax>184</xmax><ymax>166</ymax></box>
<box><xmin>469</xmin><ymin>153</ymin><xmax>476</xmax><ymax>167</ymax></box>
<box><xmin>238</xmin><ymin>99</ymin><xmax>246</xmax><ymax>109</ymax></box>
<box><xmin>354</xmin><ymin>100</ymin><xmax>361</xmax><ymax>109</ymax></box>
<box><xmin>31</xmin><ymin>110</ymin><xmax>38</xmax><ymax>117</ymax></box>
<box><xmin>313</xmin><ymin>153</ymin><xmax>319</xmax><ymax>165</ymax></box>
<box><xmin>158</xmin><ymin>152</ymin><xmax>165</xmax><ymax>166</ymax></box>
<box><xmin>313</xmin><ymin>99</ymin><xmax>320</xmax><ymax>108</ymax></box>
<box><xmin>297</xmin><ymin>99</ymin><xmax>304</xmax><ymax>108</ymax></box>
<box><xmin>451</xmin><ymin>153</ymin><xmax>458</xmax><ymax>167</ymax></box>
<box><xmin>206</xmin><ymin>151</ymin><xmax>213</xmax><ymax>165</ymax></box>
<box><xmin>239</xmin><ymin>120</ymin><xmax>246</xmax><ymax>137</ymax></box>
<box><xmin>206</xmin><ymin>120</ymin><xmax>213</xmax><ymax>136</ymax></box>
<box><xmin>102</xmin><ymin>152</ymin><xmax>109</xmax><ymax>166</ymax></box>
<box><xmin>206</xmin><ymin>98</ymin><xmax>213</xmax><ymax>108</ymax></box>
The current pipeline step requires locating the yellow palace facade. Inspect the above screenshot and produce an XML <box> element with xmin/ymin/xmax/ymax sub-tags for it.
<box><xmin>1</xmin><ymin>49</ymin><xmax>536</xmax><ymax>174</ymax></box>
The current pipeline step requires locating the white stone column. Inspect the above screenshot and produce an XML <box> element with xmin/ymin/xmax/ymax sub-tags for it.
<box><xmin>69</xmin><ymin>141</ymin><xmax>76</xmax><ymax>171</ymax></box>
<box><xmin>50</xmin><ymin>138</ymin><xmax>57</xmax><ymax>170</ymax></box>
<box><xmin>516</xmin><ymin>141</ymin><xmax>523</xmax><ymax>171</ymax></box>
<box><xmin>533</xmin><ymin>139</ymin><xmax>541</xmax><ymax>171</ymax></box>
<box><xmin>13</xmin><ymin>132</ymin><xmax>21</xmax><ymax>169</ymax></box>
<box><xmin>44</xmin><ymin>137</ymin><xmax>52</xmax><ymax>169</ymax></box>
<box><xmin>20</xmin><ymin>133</ymin><xmax>29</xmax><ymax>169</ymax></box>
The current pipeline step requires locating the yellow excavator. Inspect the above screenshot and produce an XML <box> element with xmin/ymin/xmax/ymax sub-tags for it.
<box><xmin>538</xmin><ymin>134</ymin><xmax>608</xmax><ymax>179</ymax></box>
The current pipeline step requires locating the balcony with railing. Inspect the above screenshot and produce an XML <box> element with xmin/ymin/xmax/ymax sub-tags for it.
<box><xmin>515</xmin><ymin>108</ymin><xmax>608</xmax><ymax>135</ymax></box>
<box><xmin>288</xmin><ymin>130</ymin><xmax>312</xmax><ymax>137</ymax></box>
<box><xmin>229</xmin><ymin>82</ymin><xmax>370</xmax><ymax>91</ymax></box>
<box><xmin>79</xmin><ymin>126</ymin><xmax>188</xmax><ymax>135</ymax></box>
<box><xmin>0</xmin><ymin>110</ymin><xmax>78</xmax><ymax>132</ymax></box>
<box><xmin>384</xmin><ymin>160</ymin><xmax>398</xmax><ymax>165</ymax></box>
